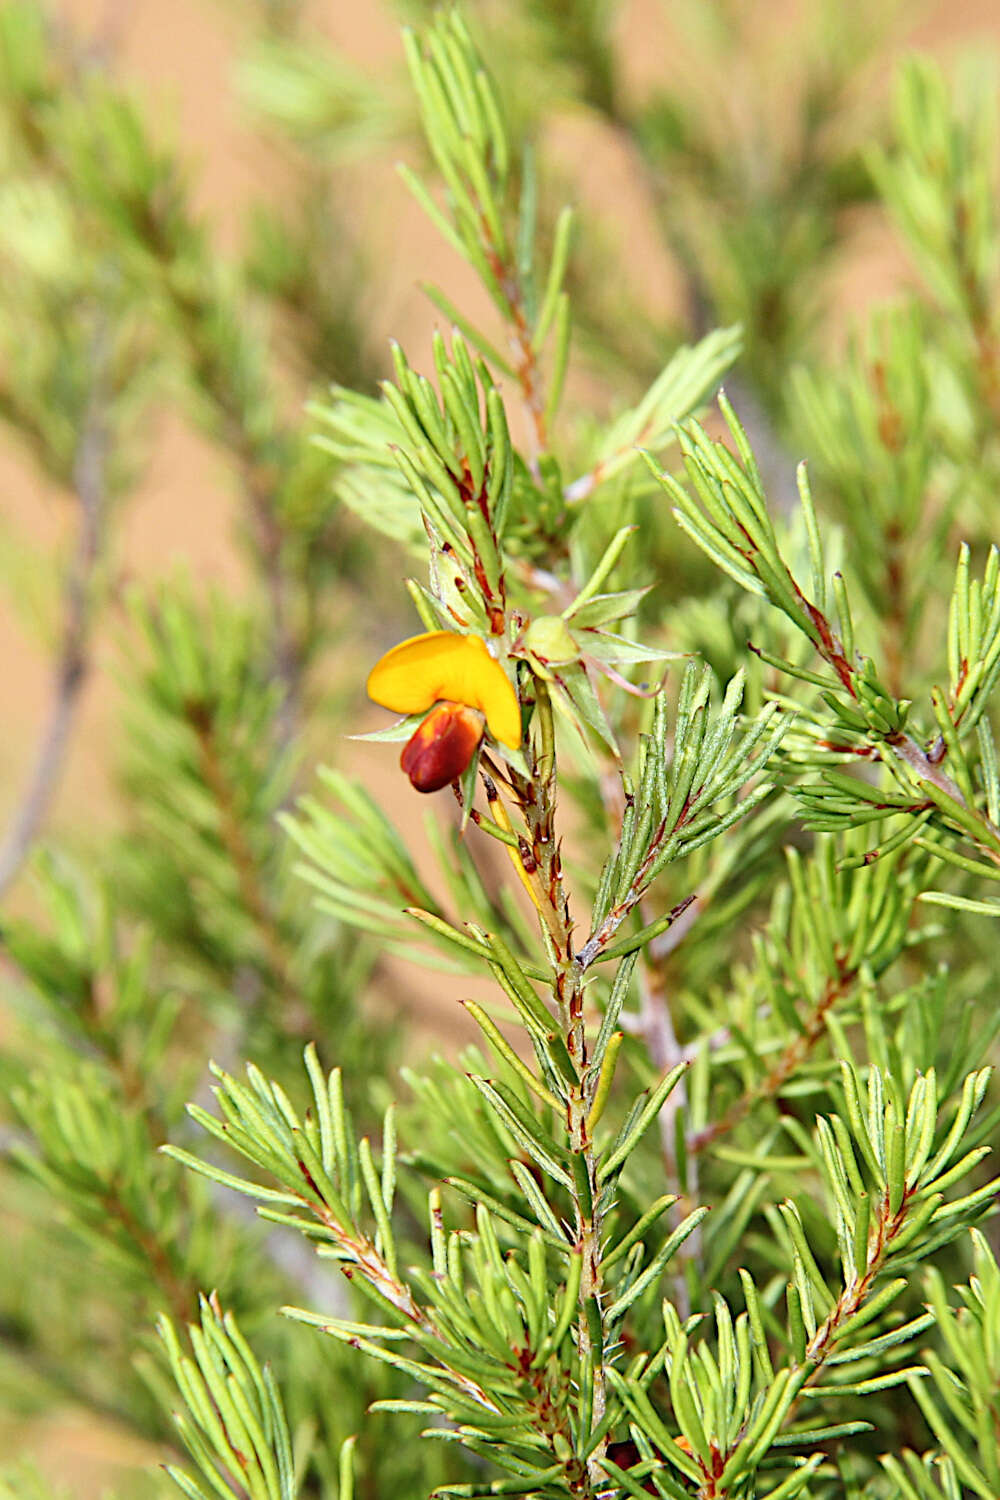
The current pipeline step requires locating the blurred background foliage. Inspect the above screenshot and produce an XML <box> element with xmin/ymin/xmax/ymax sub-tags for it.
<box><xmin>2</xmin><ymin>0</ymin><xmax>1000</xmax><ymax>1497</ymax></box>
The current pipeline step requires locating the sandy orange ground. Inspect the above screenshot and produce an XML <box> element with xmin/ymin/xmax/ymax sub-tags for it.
<box><xmin>3</xmin><ymin>0</ymin><xmax>1000</xmax><ymax>1488</ymax></box>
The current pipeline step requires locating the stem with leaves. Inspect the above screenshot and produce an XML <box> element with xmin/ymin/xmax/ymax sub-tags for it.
<box><xmin>488</xmin><ymin>678</ymin><xmax>609</xmax><ymax>1486</ymax></box>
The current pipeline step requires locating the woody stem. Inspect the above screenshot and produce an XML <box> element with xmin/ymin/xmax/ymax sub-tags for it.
<box><xmin>522</xmin><ymin>678</ymin><xmax>607</xmax><ymax>1485</ymax></box>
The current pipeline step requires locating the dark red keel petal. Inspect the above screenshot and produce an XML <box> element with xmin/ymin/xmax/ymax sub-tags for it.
<box><xmin>400</xmin><ymin>702</ymin><xmax>484</xmax><ymax>793</ymax></box>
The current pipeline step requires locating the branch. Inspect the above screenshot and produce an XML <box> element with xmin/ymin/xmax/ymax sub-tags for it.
<box><xmin>888</xmin><ymin>732</ymin><xmax>975</xmax><ymax>809</ymax></box>
<box><xmin>686</xmin><ymin>962</ymin><xmax>855</xmax><ymax>1157</ymax></box>
<box><xmin>480</xmin><ymin>238</ymin><xmax>550</xmax><ymax>472</ymax></box>
<box><xmin>232</xmin><ymin>447</ymin><xmax>303</xmax><ymax>750</ymax></box>
<box><xmin>185</xmin><ymin>701</ymin><xmax>317</xmax><ymax>1039</ymax></box>
<box><xmin>0</xmin><ymin>333</ymin><xmax>108</xmax><ymax>899</ymax></box>
<box><xmin>591</xmin><ymin>769</ymin><xmax>705</xmax><ymax>1308</ymax></box>
<box><xmin>497</xmin><ymin>682</ymin><xmax>608</xmax><ymax>1490</ymax></box>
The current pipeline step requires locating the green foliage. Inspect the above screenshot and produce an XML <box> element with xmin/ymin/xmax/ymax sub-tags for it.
<box><xmin>162</xmin><ymin>17</ymin><xmax>1000</xmax><ymax>1500</ymax></box>
<box><xmin>871</xmin><ymin>58</ymin><xmax>1000</xmax><ymax>454</ymax></box>
<box><xmin>159</xmin><ymin>1297</ymin><xmax>297</xmax><ymax>1500</ymax></box>
<box><xmin>1</xmin><ymin>5</ymin><xmax>1000</xmax><ymax>1500</ymax></box>
<box><xmin>886</xmin><ymin>1231</ymin><xmax>1000</xmax><ymax>1499</ymax></box>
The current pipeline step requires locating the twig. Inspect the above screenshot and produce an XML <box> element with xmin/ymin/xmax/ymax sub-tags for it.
<box><xmin>303</xmin><ymin>1185</ymin><xmax>498</xmax><ymax>1411</ymax></box>
<box><xmin>484</xmin><ymin>242</ymin><xmax>549</xmax><ymax>471</ymax></box>
<box><xmin>589</xmin><ymin>767</ymin><xmax>705</xmax><ymax>1307</ymax></box>
<box><xmin>243</xmin><ymin>466</ymin><xmax>302</xmax><ymax>750</ymax></box>
<box><xmin>563</xmin><ymin>404</ymin><xmax>678</xmax><ymax>507</ymax></box>
<box><xmin>576</xmin><ymin>824</ymin><xmax>695</xmax><ymax>969</ymax></box>
<box><xmin>100</xmin><ymin>1184</ymin><xmax>196</xmax><ymax>1328</ymax></box>
<box><xmin>888</xmin><ymin>732</ymin><xmax>974</xmax><ymax>810</ymax></box>
<box><xmin>0</xmin><ymin>328</ymin><xmax>108</xmax><ymax>899</ymax></box>
<box><xmin>686</xmin><ymin>963</ymin><xmax>855</xmax><ymax>1157</ymax></box>
<box><xmin>186</xmin><ymin>703</ymin><xmax>305</xmax><ymax>1018</ymax></box>
<box><xmin>699</xmin><ymin>1178</ymin><xmax>924</xmax><ymax>1498</ymax></box>
<box><xmin>649</xmin><ymin>891</ymin><xmax>703</xmax><ymax>959</ymax></box>
<box><xmin>498</xmin><ymin>681</ymin><xmax>608</xmax><ymax>1489</ymax></box>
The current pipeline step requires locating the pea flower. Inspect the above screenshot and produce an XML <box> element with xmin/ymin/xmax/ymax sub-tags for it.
<box><xmin>367</xmin><ymin>631</ymin><xmax>520</xmax><ymax>792</ymax></box>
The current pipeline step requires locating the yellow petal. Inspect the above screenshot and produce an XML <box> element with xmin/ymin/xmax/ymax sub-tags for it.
<box><xmin>367</xmin><ymin>631</ymin><xmax>521</xmax><ymax>748</ymax></box>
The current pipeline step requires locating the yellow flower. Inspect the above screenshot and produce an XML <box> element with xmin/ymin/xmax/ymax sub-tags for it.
<box><xmin>367</xmin><ymin>630</ymin><xmax>521</xmax><ymax>792</ymax></box>
<box><xmin>366</xmin><ymin>631</ymin><xmax>521</xmax><ymax>748</ymax></box>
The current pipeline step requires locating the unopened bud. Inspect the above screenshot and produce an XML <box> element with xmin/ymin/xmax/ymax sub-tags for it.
<box><xmin>522</xmin><ymin>615</ymin><xmax>578</xmax><ymax>666</ymax></box>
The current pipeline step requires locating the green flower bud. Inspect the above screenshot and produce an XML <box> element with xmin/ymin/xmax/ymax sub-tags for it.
<box><xmin>522</xmin><ymin>615</ymin><xmax>579</xmax><ymax>666</ymax></box>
